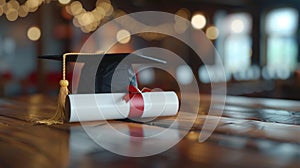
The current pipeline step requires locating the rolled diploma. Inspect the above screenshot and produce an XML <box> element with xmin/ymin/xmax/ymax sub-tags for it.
<box><xmin>65</xmin><ymin>92</ymin><xmax>179</xmax><ymax>122</ymax></box>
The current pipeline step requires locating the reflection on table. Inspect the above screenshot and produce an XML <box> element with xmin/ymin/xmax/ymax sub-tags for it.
<box><xmin>0</xmin><ymin>94</ymin><xmax>300</xmax><ymax>167</ymax></box>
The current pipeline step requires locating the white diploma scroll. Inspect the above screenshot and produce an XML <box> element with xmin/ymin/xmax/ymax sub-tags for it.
<box><xmin>65</xmin><ymin>92</ymin><xmax>179</xmax><ymax>122</ymax></box>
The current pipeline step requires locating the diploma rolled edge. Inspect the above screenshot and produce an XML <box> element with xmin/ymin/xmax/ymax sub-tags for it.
<box><xmin>65</xmin><ymin>92</ymin><xmax>179</xmax><ymax>122</ymax></box>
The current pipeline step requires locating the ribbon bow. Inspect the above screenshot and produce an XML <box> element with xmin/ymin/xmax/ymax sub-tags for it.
<box><xmin>123</xmin><ymin>85</ymin><xmax>152</xmax><ymax>118</ymax></box>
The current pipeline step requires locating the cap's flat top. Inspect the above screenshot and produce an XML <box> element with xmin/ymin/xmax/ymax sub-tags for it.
<box><xmin>39</xmin><ymin>53</ymin><xmax>167</xmax><ymax>64</ymax></box>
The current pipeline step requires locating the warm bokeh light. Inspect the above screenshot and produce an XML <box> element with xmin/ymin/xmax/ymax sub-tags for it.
<box><xmin>174</xmin><ymin>8</ymin><xmax>190</xmax><ymax>34</ymax></box>
<box><xmin>28</xmin><ymin>6</ymin><xmax>38</xmax><ymax>13</ymax></box>
<box><xmin>6</xmin><ymin>8</ymin><xmax>18</xmax><ymax>21</ymax></box>
<box><xmin>18</xmin><ymin>5</ymin><xmax>29</xmax><ymax>17</ymax></box>
<box><xmin>27</xmin><ymin>26</ymin><xmax>41</xmax><ymax>41</ymax></box>
<box><xmin>58</xmin><ymin>0</ymin><xmax>71</xmax><ymax>5</ymax></box>
<box><xmin>78</xmin><ymin>12</ymin><xmax>94</xmax><ymax>26</ymax></box>
<box><xmin>174</xmin><ymin>21</ymin><xmax>188</xmax><ymax>34</ymax></box>
<box><xmin>0</xmin><ymin>0</ymin><xmax>5</xmax><ymax>6</ymax></box>
<box><xmin>114</xmin><ymin>9</ymin><xmax>127</xmax><ymax>18</ymax></box>
<box><xmin>65</xmin><ymin>0</ymin><xmax>114</xmax><ymax>33</ymax></box>
<box><xmin>3</xmin><ymin>3</ymin><xmax>10</xmax><ymax>14</ymax></box>
<box><xmin>72</xmin><ymin>16</ymin><xmax>80</xmax><ymax>27</ymax></box>
<box><xmin>92</xmin><ymin>6</ymin><xmax>105</xmax><ymax>21</ymax></box>
<box><xmin>191</xmin><ymin>13</ymin><xmax>206</xmax><ymax>29</ymax></box>
<box><xmin>175</xmin><ymin>8</ymin><xmax>190</xmax><ymax>21</ymax></box>
<box><xmin>102</xmin><ymin>2</ymin><xmax>114</xmax><ymax>16</ymax></box>
<box><xmin>25</xmin><ymin>0</ymin><xmax>40</xmax><ymax>9</ymax></box>
<box><xmin>65</xmin><ymin>5</ymin><xmax>71</xmax><ymax>15</ymax></box>
<box><xmin>70</xmin><ymin>1</ymin><xmax>83</xmax><ymax>16</ymax></box>
<box><xmin>116</xmin><ymin>29</ymin><xmax>131</xmax><ymax>44</ymax></box>
<box><xmin>9</xmin><ymin>0</ymin><xmax>20</xmax><ymax>10</ymax></box>
<box><xmin>0</xmin><ymin>6</ymin><xmax>3</xmax><ymax>17</ymax></box>
<box><xmin>24</xmin><ymin>0</ymin><xmax>43</xmax><ymax>13</ymax></box>
<box><xmin>231</xmin><ymin>19</ymin><xmax>245</xmax><ymax>33</ymax></box>
<box><xmin>206</xmin><ymin>26</ymin><xmax>219</xmax><ymax>40</ymax></box>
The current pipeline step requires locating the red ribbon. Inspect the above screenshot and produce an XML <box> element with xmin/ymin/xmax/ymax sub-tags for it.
<box><xmin>123</xmin><ymin>85</ymin><xmax>151</xmax><ymax>118</ymax></box>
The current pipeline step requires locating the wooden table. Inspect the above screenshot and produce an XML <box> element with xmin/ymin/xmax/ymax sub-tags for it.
<box><xmin>0</xmin><ymin>94</ymin><xmax>300</xmax><ymax>168</ymax></box>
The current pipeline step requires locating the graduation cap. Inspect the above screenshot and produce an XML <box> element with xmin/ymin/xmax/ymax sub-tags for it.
<box><xmin>37</xmin><ymin>52</ymin><xmax>166</xmax><ymax>125</ymax></box>
<box><xmin>40</xmin><ymin>52</ymin><xmax>166</xmax><ymax>93</ymax></box>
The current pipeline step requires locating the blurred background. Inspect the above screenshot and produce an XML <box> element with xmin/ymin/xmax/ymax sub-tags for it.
<box><xmin>0</xmin><ymin>0</ymin><xmax>300</xmax><ymax>100</ymax></box>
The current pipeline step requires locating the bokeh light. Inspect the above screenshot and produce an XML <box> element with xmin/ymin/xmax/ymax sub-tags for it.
<box><xmin>9</xmin><ymin>0</ymin><xmax>20</xmax><ymax>10</ymax></box>
<box><xmin>191</xmin><ymin>13</ymin><xmax>206</xmax><ymax>29</ymax></box>
<box><xmin>70</xmin><ymin>1</ymin><xmax>83</xmax><ymax>16</ymax></box>
<box><xmin>0</xmin><ymin>5</ymin><xmax>3</xmax><ymax>17</ymax></box>
<box><xmin>0</xmin><ymin>0</ymin><xmax>5</xmax><ymax>6</ymax></box>
<box><xmin>174</xmin><ymin>8</ymin><xmax>190</xmax><ymax>34</ymax></box>
<box><xmin>176</xmin><ymin>65</ymin><xmax>193</xmax><ymax>85</ymax></box>
<box><xmin>206</xmin><ymin>26</ymin><xmax>219</xmax><ymax>40</ymax></box>
<box><xmin>116</xmin><ymin>29</ymin><xmax>131</xmax><ymax>44</ymax></box>
<box><xmin>58</xmin><ymin>0</ymin><xmax>71</xmax><ymax>5</ymax></box>
<box><xmin>138</xmin><ymin>68</ymin><xmax>155</xmax><ymax>85</ymax></box>
<box><xmin>6</xmin><ymin>8</ymin><xmax>18</xmax><ymax>21</ymax></box>
<box><xmin>18</xmin><ymin>5</ymin><xmax>29</xmax><ymax>17</ymax></box>
<box><xmin>27</xmin><ymin>26</ymin><xmax>41</xmax><ymax>41</ymax></box>
<box><xmin>175</xmin><ymin>8</ymin><xmax>191</xmax><ymax>21</ymax></box>
<box><xmin>231</xmin><ymin>19</ymin><xmax>245</xmax><ymax>33</ymax></box>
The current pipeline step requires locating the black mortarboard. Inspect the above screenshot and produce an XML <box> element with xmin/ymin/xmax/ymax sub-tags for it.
<box><xmin>37</xmin><ymin>52</ymin><xmax>166</xmax><ymax>125</ymax></box>
<box><xmin>40</xmin><ymin>53</ymin><xmax>166</xmax><ymax>94</ymax></box>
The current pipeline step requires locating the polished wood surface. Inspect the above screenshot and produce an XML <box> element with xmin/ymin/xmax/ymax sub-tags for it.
<box><xmin>0</xmin><ymin>94</ymin><xmax>300</xmax><ymax>167</ymax></box>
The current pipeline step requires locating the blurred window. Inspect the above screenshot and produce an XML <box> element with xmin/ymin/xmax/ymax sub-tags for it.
<box><xmin>264</xmin><ymin>8</ymin><xmax>298</xmax><ymax>79</ymax></box>
<box><xmin>215</xmin><ymin>12</ymin><xmax>253</xmax><ymax>80</ymax></box>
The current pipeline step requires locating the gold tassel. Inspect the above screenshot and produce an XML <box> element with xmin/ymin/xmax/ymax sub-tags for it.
<box><xmin>36</xmin><ymin>53</ymin><xmax>70</xmax><ymax>125</ymax></box>
<box><xmin>36</xmin><ymin>80</ymin><xmax>69</xmax><ymax>125</ymax></box>
<box><xmin>50</xmin><ymin>80</ymin><xmax>69</xmax><ymax>122</ymax></box>
<box><xmin>36</xmin><ymin>52</ymin><xmax>98</xmax><ymax>125</ymax></box>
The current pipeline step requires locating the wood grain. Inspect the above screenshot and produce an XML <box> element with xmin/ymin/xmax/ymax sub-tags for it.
<box><xmin>0</xmin><ymin>94</ymin><xmax>300</xmax><ymax>167</ymax></box>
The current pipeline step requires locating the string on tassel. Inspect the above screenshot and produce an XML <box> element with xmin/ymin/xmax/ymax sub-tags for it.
<box><xmin>36</xmin><ymin>53</ymin><xmax>70</xmax><ymax>125</ymax></box>
<box><xmin>36</xmin><ymin>52</ymin><xmax>101</xmax><ymax>125</ymax></box>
